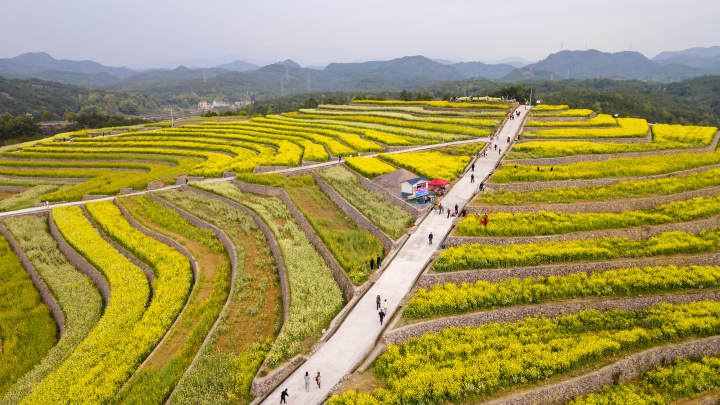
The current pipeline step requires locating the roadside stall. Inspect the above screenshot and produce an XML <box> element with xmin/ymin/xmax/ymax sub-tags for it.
<box><xmin>428</xmin><ymin>178</ymin><xmax>450</xmax><ymax>195</ymax></box>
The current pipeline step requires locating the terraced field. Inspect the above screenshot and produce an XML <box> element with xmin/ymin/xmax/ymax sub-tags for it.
<box><xmin>0</xmin><ymin>100</ymin><xmax>505</xmax><ymax>210</ymax></box>
<box><xmin>11</xmin><ymin>99</ymin><xmax>720</xmax><ymax>404</ymax></box>
<box><xmin>10</xmin><ymin>98</ymin><xmax>720</xmax><ymax>404</ymax></box>
<box><xmin>9</xmin><ymin>99</ymin><xmax>720</xmax><ymax>404</ymax></box>
<box><xmin>0</xmin><ymin>98</ymin><xmax>513</xmax><ymax>404</ymax></box>
<box><xmin>328</xmin><ymin>104</ymin><xmax>720</xmax><ymax>405</ymax></box>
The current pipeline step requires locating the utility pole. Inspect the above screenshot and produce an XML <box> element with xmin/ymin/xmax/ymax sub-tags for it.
<box><xmin>280</xmin><ymin>65</ymin><xmax>290</xmax><ymax>97</ymax></box>
<box><xmin>170</xmin><ymin>106</ymin><xmax>174</xmax><ymax>127</ymax></box>
<box><xmin>528</xmin><ymin>87</ymin><xmax>533</xmax><ymax>106</ymax></box>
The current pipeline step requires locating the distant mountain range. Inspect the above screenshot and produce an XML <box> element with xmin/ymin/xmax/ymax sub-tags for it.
<box><xmin>653</xmin><ymin>46</ymin><xmax>720</xmax><ymax>70</ymax></box>
<box><xmin>0</xmin><ymin>52</ymin><xmax>259</xmax><ymax>87</ymax></box>
<box><xmin>505</xmin><ymin>48</ymin><xmax>720</xmax><ymax>81</ymax></box>
<box><xmin>0</xmin><ymin>52</ymin><xmax>516</xmax><ymax>89</ymax></box>
<box><xmin>0</xmin><ymin>47</ymin><xmax>718</xmax><ymax>100</ymax></box>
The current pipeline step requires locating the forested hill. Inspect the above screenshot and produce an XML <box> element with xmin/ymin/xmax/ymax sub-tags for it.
<box><xmin>2</xmin><ymin>73</ymin><xmax>719</xmax><ymax>127</ymax></box>
<box><xmin>536</xmin><ymin>76</ymin><xmax>720</xmax><ymax>125</ymax></box>
<box><xmin>420</xmin><ymin>76</ymin><xmax>720</xmax><ymax>126</ymax></box>
<box><xmin>0</xmin><ymin>76</ymin><xmax>157</xmax><ymax>117</ymax></box>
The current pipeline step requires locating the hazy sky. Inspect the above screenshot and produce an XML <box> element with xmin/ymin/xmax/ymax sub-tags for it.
<box><xmin>2</xmin><ymin>0</ymin><xmax>719</xmax><ymax>68</ymax></box>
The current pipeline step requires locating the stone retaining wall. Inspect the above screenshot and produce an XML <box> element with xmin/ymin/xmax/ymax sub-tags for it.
<box><xmin>114</xmin><ymin>198</ymin><xmax>199</xmax><ymax>281</ymax></box>
<box><xmin>248</xmin><ymin>355</ymin><xmax>306</xmax><ymax>404</ymax></box>
<box><xmin>156</xmin><ymin>187</ymin><xmax>317</xmax><ymax>402</ymax></box>
<box><xmin>254</xmin><ymin>166</ymin><xmax>291</xmax><ymax>174</ymax></box>
<box><xmin>0</xmin><ymin>220</ymin><xmax>65</xmax><ymax>337</ymax></box>
<box><xmin>80</xmin><ymin>205</ymin><xmax>156</xmax><ymax>287</ymax></box>
<box><xmin>177</xmin><ymin>186</ymin><xmax>290</xmax><ymax>323</ymax></box>
<box><xmin>247</xmin><ymin>259</ymin><xmax>382</xmax><ymax>401</ymax></box>
<box><xmin>146</xmin><ymin>192</ymin><xmax>240</xmax><ymax>405</ymax></box>
<box><xmin>48</xmin><ymin>211</ymin><xmax>110</xmax><ymax>305</ymax></box>
<box><xmin>489</xmin><ymin>162</ymin><xmax>720</xmax><ymax>193</ymax></box>
<box><xmin>81</xmin><ymin>194</ymin><xmax>111</xmax><ymax>201</ymax></box>
<box><xmin>231</xmin><ymin>180</ymin><xmax>356</xmax><ymax>301</ymax></box>
<box><xmin>146</xmin><ymin>181</ymin><xmax>164</xmax><ymax>191</ymax></box>
<box><xmin>525</xmin><ymin>115</ymin><xmax>595</xmax><ymax>122</ymax></box>
<box><xmin>507</xmin><ymin>145</ymin><xmax>708</xmax><ymax>166</ymax></box>
<box><xmin>417</xmin><ymin>252</ymin><xmax>720</xmax><ymax>290</ymax></box>
<box><xmin>201</xmin><ymin>181</ymin><xmax>402</xmax><ymax>399</ymax></box>
<box><xmin>311</xmin><ymin>171</ymin><xmax>394</xmax><ymax>251</ymax></box>
<box><xmin>691</xmin><ymin>391</ymin><xmax>720</xmax><ymax>405</ymax></box>
<box><xmin>486</xmin><ymin>336</ymin><xmax>720</xmax><ymax>405</ymax></box>
<box><xmin>384</xmin><ymin>290</ymin><xmax>720</xmax><ymax>344</ymax></box>
<box><xmin>509</xmin><ymin>145</ymin><xmax>708</xmax><ymax>166</ymax></box>
<box><xmin>0</xmin><ymin>185</ymin><xmax>27</xmax><ymax>193</ymax></box>
<box><xmin>519</xmin><ymin>134</ymin><xmax>651</xmax><ymax>144</ymax></box>
<box><xmin>468</xmin><ymin>185</ymin><xmax>720</xmax><ymax>214</ymax></box>
<box><xmin>446</xmin><ymin>215</ymin><xmax>720</xmax><ymax>246</ymax></box>
<box><xmin>229</xmin><ymin>179</ymin><xmax>284</xmax><ymax>197</ymax></box>
<box><xmin>508</xmin><ymin>130</ymin><xmax>720</xmax><ymax>167</ymax></box>
<box><xmin>522</xmin><ymin>126</ymin><xmax>652</xmax><ymax>141</ymax></box>
<box><xmin>113</xmin><ymin>197</ymin><xmax>203</xmax><ymax>388</ymax></box>
<box><xmin>146</xmin><ymin>193</ymin><xmax>238</xmax><ymax>279</ymax></box>
<box><xmin>0</xmin><ymin>175</ymin><xmax>87</xmax><ymax>183</ymax></box>
<box><xmin>344</xmin><ymin>165</ymin><xmax>423</xmax><ymax>220</ymax></box>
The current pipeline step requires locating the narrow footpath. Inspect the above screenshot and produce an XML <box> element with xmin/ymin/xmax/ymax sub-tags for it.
<box><xmin>260</xmin><ymin>106</ymin><xmax>531</xmax><ymax>405</ymax></box>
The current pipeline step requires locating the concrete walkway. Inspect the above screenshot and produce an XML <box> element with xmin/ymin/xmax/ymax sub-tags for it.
<box><xmin>0</xmin><ymin>136</ymin><xmax>492</xmax><ymax>218</ymax></box>
<box><xmin>260</xmin><ymin>106</ymin><xmax>531</xmax><ymax>405</ymax></box>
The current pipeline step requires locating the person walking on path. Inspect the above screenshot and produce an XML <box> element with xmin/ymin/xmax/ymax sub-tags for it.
<box><xmin>439</xmin><ymin>204</ymin><xmax>443</xmax><ymax>215</ymax></box>
<box><xmin>383</xmin><ymin>298</ymin><xmax>389</xmax><ymax>313</ymax></box>
<box><xmin>304</xmin><ymin>371</ymin><xmax>310</xmax><ymax>392</ymax></box>
<box><xmin>471</xmin><ymin>162</ymin><xmax>475</xmax><ymax>171</ymax></box>
<box><xmin>376</xmin><ymin>256</ymin><xmax>381</xmax><ymax>269</ymax></box>
<box><xmin>428</xmin><ymin>232</ymin><xmax>433</xmax><ymax>245</ymax></box>
<box><xmin>455</xmin><ymin>204</ymin><xmax>459</xmax><ymax>215</ymax></box>
<box><xmin>471</xmin><ymin>173</ymin><xmax>475</xmax><ymax>183</ymax></box>
<box><xmin>370</xmin><ymin>258</ymin><xmax>374</xmax><ymax>270</ymax></box>
<box><xmin>280</xmin><ymin>388</ymin><xmax>289</xmax><ymax>404</ymax></box>
<box><xmin>447</xmin><ymin>208</ymin><xmax>451</xmax><ymax>218</ymax></box>
<box><xmin>378</xmin><ymin>309</ymin><xmax>386</xmax><ymax>325</ymax></box>
<box><xmin>315</xmin><ymin>372</ymin><xmax>322</xmax><ymax>389</ymax></box>
<box><xmin>376</xmin><ymin>294</ymin><xmax>381</xmax><ymax>310</ymax></box>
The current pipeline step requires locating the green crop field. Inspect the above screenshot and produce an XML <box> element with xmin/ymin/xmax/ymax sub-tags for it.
<box><xmin>8</xmin><ymin>97</ymin><xmax>720</xmax><ymax>405</ymax></box>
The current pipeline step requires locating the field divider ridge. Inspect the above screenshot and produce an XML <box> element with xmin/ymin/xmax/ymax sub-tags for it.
<box><xmin>47</xmin><ymin>210</ymin><xmax>110</xmax><ymax>305</ymax></box>
<box><xmin>0</xmin><ymin>219</ymin><xmax>66</xmax><ymax>337</ymax></box>
<box><xmin>385</xmin><ymin>290</ymin><xmax>720</xmax><ymax>345</ymax></box>
<box><xmin>145</xmin><ymin>192</ymin><xmax>240</xmax><ymax>405</ymax></box>
<box><xmin>111</xmin><ymin>197</ymin><xmax>200</xmax><ymax>396</ymax></box>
